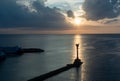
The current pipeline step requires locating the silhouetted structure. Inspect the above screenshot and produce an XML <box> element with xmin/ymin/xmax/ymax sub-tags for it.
<box><xmin>73</xmin><ymin>44</ymin><xmax>82</xmax><ymax>67</ymax></box>
<box><xmin>20</xmin><ymin>48</ymin><xmax>44</xmax><ymax>53</ymax></box>
<box><xmin>76</xmin><ymin>44</ymin><xmax>79</xmax><ymax>59</ymax></box>
<box><xmin>0</xmin><ymin>47</ymin><xmax>44</xmax><ymax>56</ymax></box>
<box><xmin>28</xmin><ymin>44</ymin><xmax>82</xmax><ymax>81</ymax></box>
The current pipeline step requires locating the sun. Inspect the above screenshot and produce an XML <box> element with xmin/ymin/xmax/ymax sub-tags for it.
<box><xmin>66</xmin><ymin>16</ymin><xmax>83</xmax><ymax>26</ymax></box>
<box><xmin>74</xmin><ymin>18</ymin><xmax>81</xmax><ymax>25</ymax></box>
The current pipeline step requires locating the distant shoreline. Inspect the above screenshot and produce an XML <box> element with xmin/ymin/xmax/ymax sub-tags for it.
<box><xmin>0</xmin><ymin>33</ymin><xmax>120</xmax><ymax>35</ymax></box>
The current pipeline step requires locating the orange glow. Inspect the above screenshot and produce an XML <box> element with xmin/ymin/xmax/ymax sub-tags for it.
<box><xmin>74</xmin><ymin>18</ymin><xmax>81</xmax><ymax>25</ymax></box>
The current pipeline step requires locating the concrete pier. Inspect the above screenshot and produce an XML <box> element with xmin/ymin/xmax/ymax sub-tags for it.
<box><xmin>28</xmin><ymin>44</ymin><xmax>82</xmax><ymax>81</ymax></box>
<box><xmin>28</xmin><ymin>62</ymin><xmax>82</xmax><ymax>81</ymax></box>
<box><xmin>28</xmin><ymin>64</ymin><xmax>73</xmax><ymax>81</ymax></box>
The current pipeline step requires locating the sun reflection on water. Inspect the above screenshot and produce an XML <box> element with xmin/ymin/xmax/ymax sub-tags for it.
<box><xmin>71</xmin><ymin>34</ymin><xmax>85</xmax><ymax>81</ymax></box>
<box><xmin>72</xmin><ymin>34</ymin><xmax>83</xmax><ymax>61</ymax></box>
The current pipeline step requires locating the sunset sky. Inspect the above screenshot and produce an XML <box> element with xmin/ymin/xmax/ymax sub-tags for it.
<box><xmin>0</xmin><ymin>0</ymin><xmax>120</xmax><ymax>34</ymax></box>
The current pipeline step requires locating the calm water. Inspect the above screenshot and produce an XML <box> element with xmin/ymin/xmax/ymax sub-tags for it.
<box><xmin>0</xmin><ymin>34</ymin><xmax>120</xmax><ymax>81</ymax></box>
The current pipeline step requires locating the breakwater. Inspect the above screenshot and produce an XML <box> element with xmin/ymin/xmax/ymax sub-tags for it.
<box><xmin>28</xmin><ymin>59</ymin><xmax>82</xmax><ymax>81</ymax></box>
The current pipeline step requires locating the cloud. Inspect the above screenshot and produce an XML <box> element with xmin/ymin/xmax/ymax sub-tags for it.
<box><xmin>0</xmin><ymin>0</ymin><xmax>72</xmax><ymax>30</ymax></box>
<box><xmin>67</xmin><ymin>10</ymin><xmax>75</xmax><ymax>18</ymax></box>
<box><xmin>104</xmin><ymin>19</ymin><xmax>119</xmax><ymax>24</ymax></box>
<box><xmin>82</xmin><ymin>0</ymin><xmax>120</xmax><ymax>20</ymax></box>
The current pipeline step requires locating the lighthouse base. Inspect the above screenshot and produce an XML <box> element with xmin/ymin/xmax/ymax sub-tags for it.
<box><xmin>73</xmin><ymin>58</ymin><xmax>83</xmax><ymax>67</ymax></box>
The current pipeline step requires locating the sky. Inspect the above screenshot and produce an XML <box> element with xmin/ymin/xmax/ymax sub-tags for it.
<box><xmin>0</xmin><ymin>0</ymin><xmax>120</xmax><ymax>34</ymax></box>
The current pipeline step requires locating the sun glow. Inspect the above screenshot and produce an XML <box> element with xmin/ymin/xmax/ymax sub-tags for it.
<box><xmin>74</xmin><ymin>18</ymin><xmax>81</xmax><ymax>25</ymax></box>
<box><xmin>66</xmin><ymin>17</ymin><xmax>83</xmax><ymax>26</ymax></box>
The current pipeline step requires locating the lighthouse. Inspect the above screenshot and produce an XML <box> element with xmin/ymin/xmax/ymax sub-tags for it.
<box><xmin>73</xmin><ymin>44</ymin><xmax>83</xmax><ymax>67</ymax></box>
<box><xmin>76</xmin><ymin>44</ymin><xmax>79</xmax><ymax>59</ymax></box>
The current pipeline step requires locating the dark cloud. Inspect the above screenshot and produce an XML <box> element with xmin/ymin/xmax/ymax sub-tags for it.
<box><xmin>82</xmin><ymin>0</ymin><xmax>120</xmax><ymax>20</ymax></box>
<box><xmin>0</xmin><ymin>0</ymin><xmax>72</xmax><ymax>30</ymax></box>
<box><xmin>67</xmin><ymin>10</ymin><xmax>75</xmax><ymax>18</ymax></box>
<box><xmin>104</xmin><ymin>19</ymin><xmax>119</xmax><ymax>24</ymax></box>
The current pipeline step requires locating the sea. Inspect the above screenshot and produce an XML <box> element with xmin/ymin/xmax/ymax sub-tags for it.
<box><xmin>0</xmin><ymin>34</ymin><xmax>120</xmax><ymax>81</ymax></box>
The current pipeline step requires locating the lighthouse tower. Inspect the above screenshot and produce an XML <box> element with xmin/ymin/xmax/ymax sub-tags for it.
<box><xmin>73</xmin><ymin>44</ymin><xmax>82</xmax><ymax>67</ymax></box>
